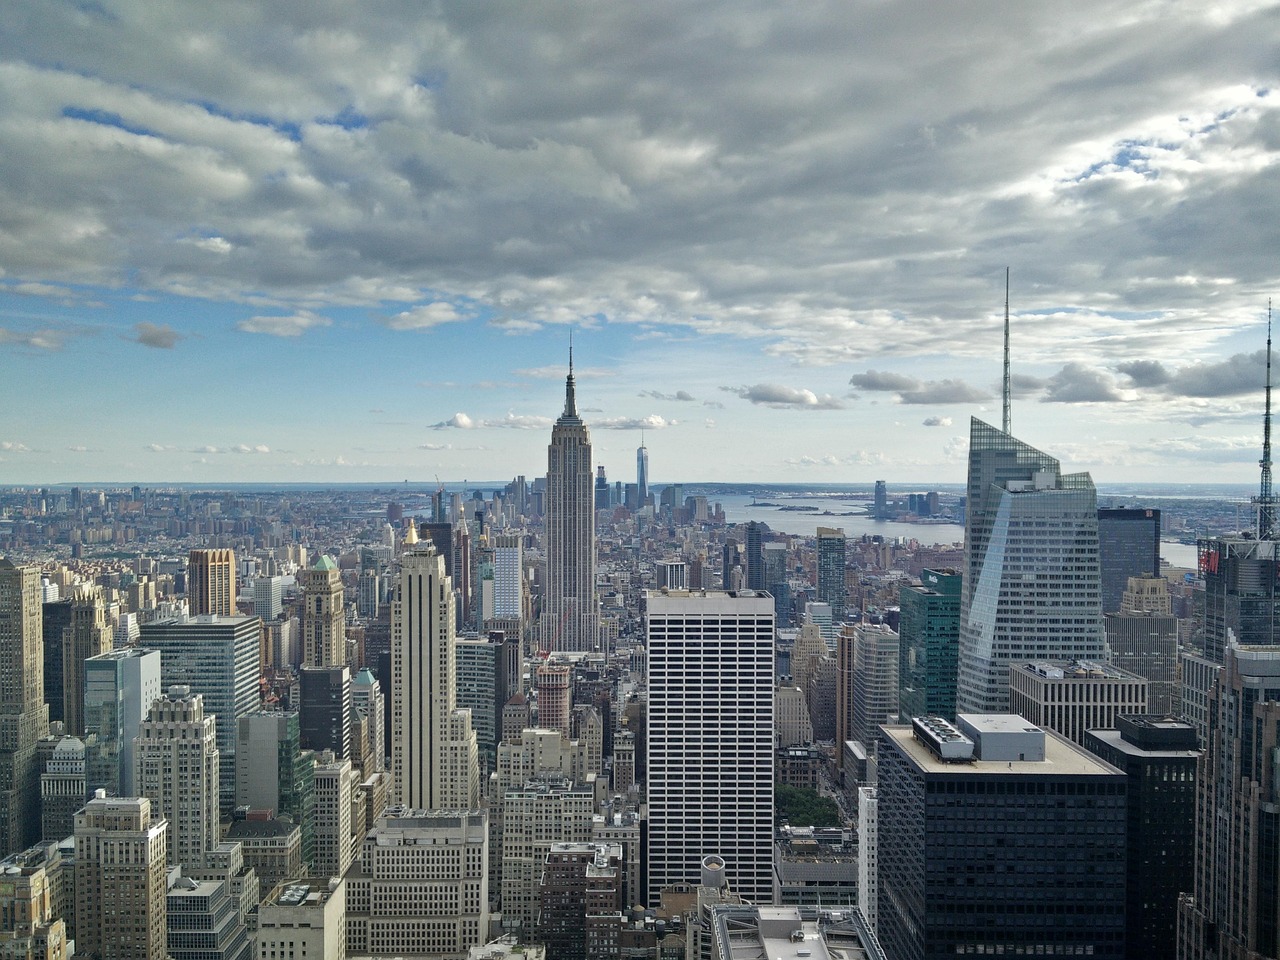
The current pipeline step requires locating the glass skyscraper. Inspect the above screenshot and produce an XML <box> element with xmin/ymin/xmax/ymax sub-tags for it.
<box><xmin>956</xmin><ymin>419</ymin><xmax>1105</xmax><ymax>714</ymax></box>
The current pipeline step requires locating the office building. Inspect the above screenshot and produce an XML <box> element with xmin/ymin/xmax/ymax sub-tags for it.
<box><xmin>541</xmin><ymin>358</ymin><xmax>599</xmax><ymax>654</ymax></box>
<box><xmin>878</xmin><ymin>715</ymin><xmax>1126</xmax><ymax>959</ymax></box>
<box><xmin>645</xmin><ymin>590</ymin><xmax>774</xmax><ymax>905</ymax></box>
<box><xmin>0</xmin><ymin>560</ymin><xmax>49</xmax><ymax>858</ymax></box>
<box><xmin>636</xmin><ymin>441</ymin><xmax>649</xmax><ymax>509</ymax></box>
<box><xmin>74</xmin><ymin>794</ymin><xmax>169</xmax><ymax>960</ymax></box>
<box><xmin>390</xmin><ymin>528</ymin><xmax>480</xmax><ymax>810</ymax></box>
<box><xmin>1098</xmin><ymin>508</ymin><xmax>1161</xmax><ymax>612</ymax></box>
<box><xmin>956</xmin><ymin>420</ymin><xmax>1106</xmax><ymax>714</ymax></box>
<box><xmin>312</xmin><ymin>754</ymin><xmax>355</xmax><ymax>880</ymax></box>
<box><xmin>135</xmin><ymin>686</ymin><xmax>220</xmax><ymax>868</ymax></box>
<box><xmin>492</xmin><ymin>535</ymin><xmax>524</xmax><ymax>622</ymax></box>
<box><xmin>40</xmin><ymin>599</ymin><xmax>72</xmax><ymax>729</ymax></box>
<box><xmin>356</xmin><ymin>568</ymin><xmax>380</xmax><ymax>619</ymax></box>
<box><xmin>253</xmin><ymin>575</ymin><xmax>284</xmax><ymax>622</ymax></box>
<box><xmin>1198</xmin><ymin>535</ymin><xmax>1280</xmax><ymax>663</ymax></box>
<box><xmin>455</xmin><ymin>630</ymin><xmax>520</xmax><ymax>774</ymax></box>
<box><xmin>745</xmin><ymin>521</ymin><xmax>765</xmax><ymax>591</ymax></box>
<box><xmin>344</xmin><ymin>809</ymin><xmax>489</xmax><ymax>959</ymax></box>
<box><xmin>846</xmin><ymin>622</ymin><xmax>900</xmax><ymax>750</ymax></box>
<box><xmin>84</xmin><ymin>647</ymin><xmax>161</xmax><ymax>796</ymax></box>
<box><xmin>535</xmin><ymin>662</ymin><xmax>572</xmax><ymax>737</ymax></box>
<box><xmin>223</xmin><ymin>816</ymin><xmax>301</xmax><ymax>889</ymax></box>
<box><xmin>39</xmin><ymin>736</ymin><xmax>85</xmax><ymax>844</ymax></box>
<box><xmin>1105</xmin><ymin>577</ymin><xmax>1180</xmax><ymax>715</ymax></box>
<box><xmin>300</xmin><ymin>556</ymin><xmax>345</xmax><ymax>668</ymax></box>
<box><xmin>61</xmin><ymin>585</ymin><xmax>112</xmax><ymax>736</ymax></box>
<box><xmin>139</xmin><ymin>615</ymin><xmax>261</xmax><ymax>814</ymax></box>
<box><xmin>235</xmin><ymin>712</ymin><xmax>315</xmax><ymax>868</ymax></box>
<box><xmin>594</xmin><ymin>465</ymin><xmax>610</xmax><ymax>511</ymax></box>
<box><xmin>654</xmin><ymin>559</ymin><xmax>687</xmax><ymax>591</ymax></box>
<box><xmin>351</xmin><ymin>668</ymin><xmax>385</xmax><ymax>776</ymax></box>
<box><xmin>298</xmin><ymin>665</ymin><xmax>352</xmax><ymax>760</ymax></box>
<box><xmin>857</xmin><ymin>787</ymin><xmax>878</xmax><ymax>933</ymax></box>
<box><xmin>188</xmin><ymin>549</ymin><xmax>235</xmax><ymax>618</ymax></box>
<box><xmin>258</xmin><ymin>879</ymin><xmax>345</xmax><ymax>960</ymax></box>
<box><xmin>0</xmin><ymin>842</ymin><xmax>68</xmax><ymax>960</ymax></box>
<box><xmin>816</xmin><ymin>527</ymin><xmax>847</xmax><ymax>622</ymax></box>
<box><xmin>897</xmin><ymin>568</ymin><xmax>961</xmax><ymax>721</ymax></box>
<box><xmin>164</xmin><ymin>874</ymin><xmax>252</xmax><ymax>960</ymax></box>
<box><xmin>695</xmin><ymin>902</ymin><xmax>886</xmax><ymax>960</ymax></box>
<box><xmin>1084</xmin><ymin>716</ymin><xmax>1199</xmax><ymax>960</ymax></box>
<box><xmin>1178</xmin><ymin>643</ymin><xmax>1280</xmax><ymax>960</ymax></box>
<box><xmin>1008</xmin><ymin>660</ymin><xmax>1147</xmax><ymax>747</ymax></box>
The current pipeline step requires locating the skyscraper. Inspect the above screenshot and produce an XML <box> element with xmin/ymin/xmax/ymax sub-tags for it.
<box><xmin>645</xmin><ymin>590</ymin><xmax>774</xmax><ymax>905</ymax></box>
<box><xmin>188</xmin><ymin>549</ymin><xmax>235</xmax><ymax>618</ymax></box>
<box><xmin>135</xmin><ymin>685</ymin><xmax>220</xmax><ymax>868</ymax></box>
<box><xmin>84</xmin><ymin>647</ymin><xmax>162</xmax><ymax>796</ymax></box>
<box><xmin>236</xmin><ymin>711</ymin><xmax>316</xmax><ymax>869</ymax></box>
<box><xmin>956</xmin><ymin>419</ymin><xmax>1106</xmax><ymax>714</ymax></box>
<box><xmin>897</xmin><ymin>568</ymin><xmax>961</xmax><ymax>721</ymax></box>
<box><xmin>745</xmin><ymin>521</ymin><xmax>765</xmax><ymax>592</ymax></box>
<box><xmin>636</xmin><ymin>439</ymin><xmax>649</xmax><ymax>508</ymax></box>
<box><xmin>390</xmin><ymin>526</ymin><xmax>479</xmax><ymax>810</ymax></box>
<box><xmin>492</xmin><ymin>535</ymin><xmax>524</xmax><ymax>622</ymax></box>
<box><xmin>816</xmin><ymin>526</ymin><xmax>847</xmax><ymax>622</ymax></box>
<box><xmin>0</xmin><ymin>559</ymin><xmax>49</xmax><ymax>857</ymax></box>
<box><xmin>299</xmin><ymin>556</ymin><xmax>345</xmax><ymax>668</ymax></box>
<box><xmin>1097</xmin><ymin>508</ymin><xmax>1161</xmax><ymax>612</ymax></box>
<box><xmin>74</xmin><ymin>794</ymin><xmax>169</xmax><ymax>960</ymax></box>
<box><xmin>62</xmin><ymin>585</ymin><xmax>112</xmax><ymax>737</ymax></box>
<box><xmin>541</xmin><ymin>356</ymin><xmax>598</xmax><ymax>654</ymax></box>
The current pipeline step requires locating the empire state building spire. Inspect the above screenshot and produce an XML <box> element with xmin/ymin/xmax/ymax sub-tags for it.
<box><xmin>563</xmin><ymin>338</ymin><xmax>578</xmax><ymax>419</ymax></box>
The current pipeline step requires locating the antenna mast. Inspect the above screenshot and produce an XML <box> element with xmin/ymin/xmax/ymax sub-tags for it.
<box><xmin>1002</xmin><ymin>268</ymin><xmax>1011</xmax><ymax>434</ymax></box>
<box><xmin>1258</xmin><ymin>300</ymin><xmax>1275</xmax><ymax>539</ymax></box>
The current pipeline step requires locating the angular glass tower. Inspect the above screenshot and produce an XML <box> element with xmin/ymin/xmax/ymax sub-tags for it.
<box><xmin>956</xmin><ymin>418</ymin><xmax>1105</xmax><ymax>714</ymax></box>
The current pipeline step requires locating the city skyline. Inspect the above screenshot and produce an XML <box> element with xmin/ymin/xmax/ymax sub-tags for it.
<box><xmin>2</xmin><ymin>4</ymin><xmax>1279</xmax><ymax>484</ymax></box>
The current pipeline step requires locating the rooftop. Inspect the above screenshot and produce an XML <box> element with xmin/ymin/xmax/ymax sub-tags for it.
<box><xmin>883</xmin><ymin>723</ymin><xmax>1123</xmax><ymax>777</ymax></box>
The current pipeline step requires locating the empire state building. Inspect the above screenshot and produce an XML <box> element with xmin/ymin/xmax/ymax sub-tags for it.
<box><xmin>541</xmin><ymin>356</ymin><xmax>599</xmax><ymax>653</ymax></box>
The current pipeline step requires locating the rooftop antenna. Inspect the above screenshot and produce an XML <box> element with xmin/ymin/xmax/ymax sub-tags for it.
<box><xmin>1257</xmin><ymin>300</ymin><xmax>1275</xmax><ymax>539</ymax></box>
<box><xmin>1002</xmin><ymin>267</ymin><xmax>1011</xmax><ymax>434</ymax></box>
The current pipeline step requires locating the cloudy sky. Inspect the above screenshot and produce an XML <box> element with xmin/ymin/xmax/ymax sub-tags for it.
<box><xmin>2</xmin><ymin>1</ymin><xmax>1279</xmax><ymax>485</ymax></box>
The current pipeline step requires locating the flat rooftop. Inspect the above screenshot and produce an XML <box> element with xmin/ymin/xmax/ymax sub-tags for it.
<box><xmin>882</xmin><ymin>724</ymin><xmax>1123</xmax><ymax>777</ymax></box>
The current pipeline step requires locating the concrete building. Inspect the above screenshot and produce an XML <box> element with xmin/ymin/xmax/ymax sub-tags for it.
<box><xmin>1097</xmin><ymin>508</ymin><xmax>1162</xmax><ymax>613</ymax></box>
<box><xmin>83</xmin><ymin>647</ymin><xmax>161</xmax><ymax>796</ymax></box>
<box><xmin>698</xmin><ymin>903</ymin><xmax>886</xmax><ymax>960</ymax></box>
<box><xmin>534</xmin><ymin>661</ymin><xmax>572</xmax><ymax>737</ymax></box>
<box><xmin>391</xmin><ymin>527</ymin><xmax>480</xmax><ymax>811</ymax></box>
<box><xmin>897</xmin><ymin>568</ymin><xmax>961</xmax><ymax>721</ymax></box>
<box><xmin>956</xmin><ymin>420</ymin><xmax>1106</xmax><ymax>714</ymax></box>
<box><xmin>0</xmin><ymin>560</ymin><xmax>49</xmax><ymax>858</ymax></box>
<box><xmin>164</xmin><ymin>874</ymin><xmax>252</xmax><ymax>960</ymax></box>
<box><xmin>454</xmin><ymin>630</ymin><xmax>520</xmax><ymax>775</ymax></box>
<box><xmin>313</xmin><ymin>753</ymin><xmax>355</xmax><ymax>881</ymax></box>
<box><xmin>253</xmin><ymin>575</ymin><xmax>284</xmax><ymax>622</ymax></box>
<box><xmin>39</xmin><ymin>737</ymin><xmax>84</xmax><ymax>844</ymax></box>
<box><xmin>300</xmin><ymin>556</ymin><xmax>345</xmax><ymax>668</ymax></box>
<box><xmin>847</xmin><ymin>622</ymin><xmax>900</xmax><ymax>750</ymax></box>
<box><xmin>188</xmin><ymin>549</ymin><xmax>236</xmax><ymax>618</ymax></box>
<box><xmin>492</xmin><ymin>536</ymin><xmax>524</xmax><ymax>623</ymax></box>
<box><xmin>344</xmin><ymin>808</ymin><xmax>489</xmax><ymax>959</ymax></box>
<box><xmin>645</xmin><ymin>591</ymin><xmax>774</xmax><ymax>906</ymax></box>
<box><xmin>0</xmin><ymin>842</ymin><xmax>68</xmax><ymax>960</ymax></box>
<box><xmin>135</xmin><ymin>685</ymin><xmax>220</xmax><ymax>869</ymax></box>
<box><xmin>541</xmin><ymin>360</ymin><xmax>599</xmax><ymax>654</ymax></box>
<box><xmin>74</xmin><ymin>793</ymin><xmax>169</xmax><ymax>960</ymax></box>
<box><xmin>223</xmin><ymin>816</ymin><xmax>301</xmax><ymax>890</ymax></box>
<box><xmin>258</xmin><ymin>878</ymin><xmax>346</xmax><ymax>960</ymax></box>
<box><xmin>536</xmin><ymin>842</ymin><xmax>623</xmax><ymax>960</ymax></box>
<box><xmin>877</xmin><ymin>716</ymin><xmax>1126</xmax><ymax>959</ymax></box>
<box><xmin>772</xmin><ymin>827</ymin><xmax>858</xmax><ymax>908</ymax></box>
<box><xmin>1084</xmin><ymin>716</ymin><xmax>1199</xmax><ymax>960</ymax></box>
<box><xmin>350</xmin><ymin>668</ymin><xmax>385</xmax><ymax>777</ymax></box>
<box><xmin>1007</xmin><ymin>660</ymin><xmax>1148</xmax><ymax>747</ymax></box>
<box><xmin>139</xmin><ymin>614</ymin><xmax>262</xmax><ymax>814</ymax></box>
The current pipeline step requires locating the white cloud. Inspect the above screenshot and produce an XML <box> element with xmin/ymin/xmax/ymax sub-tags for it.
<box><xmin>724</xmin><ymin>384</ymin><xmax>844</xmax><ymax>410</ymax></box>
<box><xmin>236</xmin><ymin>312</ymin><xmax>331</xmax><ymax>337</ymax></box>
<box><xmin>381</xmin><ymin>302</ymin><xmax>464</xmax><ymax>331</ymax></box>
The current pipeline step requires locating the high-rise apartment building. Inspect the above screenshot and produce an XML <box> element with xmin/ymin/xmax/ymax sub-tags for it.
<box><xmin>135</xmin><ymin>686</ymin><xmax>220</xmax><ymax>868</ymax></box>
<box><xmin>645</xmin><ymin>590</ymin><xmax>774</xmax><ymax>905</ymax></box>
<box><xmin>390</xmin><ymin>529</ymin><xmax>479</xmax><ymax>810</ymax></box>
<box><xmin>299</xmin><ymin>556</ymin><xmax>345</xmax><ymax>668</ymax></box>
<box><xmin>956</xmin><ymin>419</ymin><xmax>1106</xmax><ymax>714</ymax></box>
<box><xmin>83</xmin><ymin>647</ymin><xmax>161</xmax><ymax>796</ymax></box>
<box><xmin>1097</xmin><ymin>508</ymin><xmax>1161</xmax><ymax>612</ymax></box>
<box><xmin>0</xmin><ymin>560</ymin><xmax>49</xmax><ymax>858</ymax></box>
<box><xmin>847</xmin><ymin>622</ymin><xmax>900</xmax><ymax>749</ymax></box>
<box><xmin>188</xmin><ymin>549</ymin><xmax>235</xmax><ymax>618</ymax></box>
<box><xmin>62</xmin><ymin>585</ymin><xmax>112</xmax><ymax>736</ymax></box>
<box><xmin>897</xmin><ymin>568</ymin><xmax>961</xmax><ymax>721</ymax></box>
<box><xmin>816</xmin><ymin>527</ymin><xmax>847</xmax><ymax>622</ymax></box>
<box><xmin>74</xmin><ymin>794</ymin><xmax>169</xmax><ymax>960</ymax></box>
<box><xmin>541</xmin><ymin>360</ymin><xmax>598</xmax><ymax>654</ymax></box>
<box><xmin>139</xmin><ymin>615</ymin><xmax>261</xmax><ymax>814</ymax></box>
<box><xmin>878</xmin><ymin>715</ymin><xmax>1126</xmax><ymax>959</ymax></box>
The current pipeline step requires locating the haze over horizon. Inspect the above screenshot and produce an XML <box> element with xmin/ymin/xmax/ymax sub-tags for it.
<box><xmin>2</xmin><ymin>2</ymin><xmax>1279</xmax><ymax>485</ymax></box>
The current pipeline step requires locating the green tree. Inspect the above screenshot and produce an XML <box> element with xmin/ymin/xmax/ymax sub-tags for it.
<box><xmin>775</xmin><ymin>783</ymin><xmax>841</xmax><ymax>828</ymax></box>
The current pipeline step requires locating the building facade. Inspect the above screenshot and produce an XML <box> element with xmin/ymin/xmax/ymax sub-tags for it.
<box><xmin>188</xmin><ymin>549</ymin><xmax>235</xmax><ymax>618</ymax></box>
<box><xmin>1007</xmin><ymin>660</ymin><xmax>1148</xmax><ymax>747</ymax></box>
<box><xmin>897</xmin><ymin>568</ymin><xmax>961</xmax><ymax>721</ymax></box>
<box><xmin>0</xmin><ymin>560</ymin><xmax>49</xmax><ymax>858</ymax></box>
<box><xmin>299</xmin><ymin>556</ymin><xmax>345</xmax><ymax>668</ymax></box>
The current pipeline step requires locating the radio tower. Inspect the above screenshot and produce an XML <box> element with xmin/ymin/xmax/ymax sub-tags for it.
<box><xmin>1256</xmin><ymin>300</ymin><xmax>1276</xmax><ymax>539</ymax></box>
<box><xmin>1002</xmin><ymin>268</ymin><xmax>1011</xmax><ymax>434</ymax></box>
